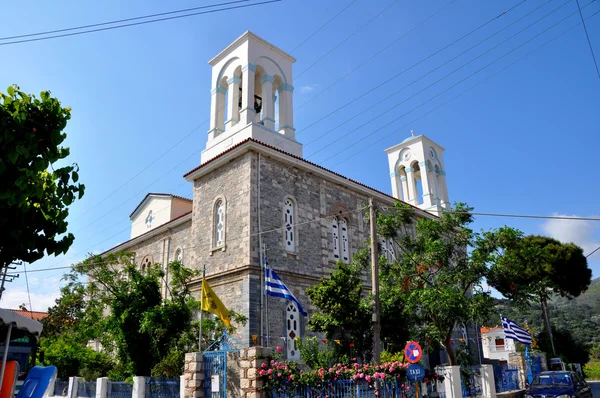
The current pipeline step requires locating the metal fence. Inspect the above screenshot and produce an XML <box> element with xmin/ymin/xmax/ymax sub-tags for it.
<box><xmin>460</xmin><ymin>366</ymin><xmax>482</xmax><ymax>397</ymax></box>
<box><xmin>108</xmin><ymin>381</ymin><xmax>134</xmax><ymax>398</ymax></box>
<box><xmin>268</xmin><ymin>378</ymin><xmax>418</xmax><ymax>398</ymax></box>
<box><xmin>54</xmin><ymin>380</ymin><xmax>70</xmax><ymax>396</ymax></box>
<box><xmin>145</xmin><ymin>377</ymin><xmax>180</xmax><ymax>398</ymax></box>
<box><xmin>77</xmin><ymin>381</ymin><xmax>97</xmax><ymax>397</ymax></box>
<box><xmin>493</xmin><ymin>366</ymin><xmax>521</xmax><ymax>393</ymax></box>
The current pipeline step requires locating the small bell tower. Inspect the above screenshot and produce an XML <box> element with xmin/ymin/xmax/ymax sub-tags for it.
<box><xmin>385</xmin><ymin>132</ymin><xmax>450</xmax><ymax>216</ymax></box>
<box><xmin>202</xmin><ymin>31</ymin><xmax>302</xmax><ymax>163</ymax></box>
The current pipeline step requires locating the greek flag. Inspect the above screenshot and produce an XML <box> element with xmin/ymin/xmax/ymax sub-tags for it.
<box><xmin>501</xmin><ymin>316</ymin><xmax>532</xmax><ymax>345</ymax></box>
<box><xmin>265</xmin><ymin>267</ymin><xmax>307</xmax><ymax>316</ymax></box>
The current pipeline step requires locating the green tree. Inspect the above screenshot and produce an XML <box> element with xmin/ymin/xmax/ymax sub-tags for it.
<box><xmin>487</xmin><ymin>235</ymin><xmax>592</xmax><ymax>352</ymax></box>
<box><xmin>0</xmin><ymin>85</ymin><xmax>84</xmax><ymax>268</ymax></box>
<box><xmin>377</xmin><ymin>202</ymin><xmax>509</xmax><ymax>365</ymax></box>
<box><xmin>536</xmin><ymin>327</ymin><xmax>589</xmax><ymax>364</ymax></box>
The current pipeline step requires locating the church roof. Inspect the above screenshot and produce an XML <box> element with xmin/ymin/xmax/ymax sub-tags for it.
<box><xmin>129</xmin><ymin>193</ymin><xmax>192</xmax><ymax>219</ymax></box>
<box><xmin>184</xmin><ymin>138</ymin><xmax>433</xmax><ymax>218</ymax></box>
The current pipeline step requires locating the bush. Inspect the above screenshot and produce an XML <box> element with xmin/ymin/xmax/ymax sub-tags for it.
<box><xmin>298</xmin><ymin>337</ymin><xmax>348</xmax><ymax>370</ymax></box>
<box><xmin>584</xmin><ymin>362</ymin><xmax>600</xmax><ymax>380</ymax></box>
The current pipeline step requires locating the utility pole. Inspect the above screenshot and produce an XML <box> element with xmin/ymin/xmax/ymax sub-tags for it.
<box><xmin>199</xmin><ymin>264</ymin><xmax>206</xmax><ymax>352</ymax></box>
<box><xmin>369</xmin><ymin>198</ymin><xmax>381</xmax><ymax>363</ymax></box>
<box><xmin>0</xmin><ymin>262</ymin><xmax>20</xmax><ymax>301</ymax></box>
<box><xmin>541</xmin><ymin>298</ymin><xmax>556</xmax><ymax>355</ymax></box>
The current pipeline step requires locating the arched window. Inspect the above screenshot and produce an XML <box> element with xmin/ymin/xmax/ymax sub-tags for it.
<box><xmin>332</xmin><ymin>217</ymin><xmax>350</xmax><ymax>264</ymax></box>
<box><xmin>286</xmin><ymin>303</ymin><xmax>300</xmax><ymax>360</ymax></box>
<box><xmin>140</xmin><ymin>255</ymin><xmax>153</xmax><ymax>273</ymax></box>
<box><xmin>284</xmin><ymin>198</ymin><xmax>296</xmax><ymax>253</ymax></box>
<box><xmin>380</xmin><ymin>238</ymin><xmax>395</xmax><ymax>263</ymax></box>
<box><xmin>174</xmin><ymin>248</ymin><xmax>183</xmax><ymax>263</ymax></box>
<box><xmin>213</xmin><ymin>199</ymin><xmax>226</xmax><ymax>248</ymax></box>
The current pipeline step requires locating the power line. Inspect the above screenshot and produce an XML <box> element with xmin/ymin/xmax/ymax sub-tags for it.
<box><xmin>586</xmin><ymin>245</ymin><xmax>600</xmax><ymax>258</ymax></box>
<box><xmin>336</xmin><ymin>8</ymin><xmax>600</xmax><ymax>166</ymax></box>
<box><xmin>69</xmin><ymin>0</ymin><xmax>359</xmax><ymax>228</ymax></box>
<box><xmin>0</xmin><ymin>1</ymin><xmax>281</xmax><ymax>47</ymax></box>
<box><xmin>574</xmin><ymin>0</ymin><xmax>600</xmax><ymax>78</ymax></box>
<box><xmin>24</xmin><ymin>206</ymin><xmax>368</xmax><ymax>274</ymax></box>
<box><xmin>319</xmin><ymin>0</ymin><xmax>596</xmax><ymax>165</ymax></box>
<box><xmin>298</xmin><ymin>0</ymin><xmax>560</xmax><ymax>154</ymax></box>
<box><xmin>0</xmin><ymin>0</ymin><xmax>250</xmax><ymax>41</ymax></box>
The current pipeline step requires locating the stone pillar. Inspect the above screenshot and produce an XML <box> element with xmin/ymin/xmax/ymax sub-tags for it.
<box><xmin>240</xmin><ymin>64</ymin><xmax>256</xmax><ymax>125</ymax></box>
<box><xmin>437</xmin><ymin>366</ymin><xmax>462</xmax><ymax>398</ymax></box>
<box><xmin>226</xmin><ymin>76</ymin><xmax>241</xmax><ymax>130</ymax></box>
<box><xmin>480</xmin><ymin>364</ymin><xmax>497</xmax><ymax>398</ymax></box>
<box><xmin>132</xmin><ymin>377</ymin><xmax>145</xmax><ymax>398</ymax></box>
<box><xmin>419</xmin><ymin>161</ymin><xmax>433</xmax><ymax>208</ymax></box>
<box><xmin>389</xmin><ymin>172</ymin><xmax>401</xmax><ymax>199</ymax></box>
<box><xmin>208</xmin><ymin>87</ymin><xmax>226</xmax><ymax>140</ymax></box>
<box><xmin>509</xmin><ymin>352</ymin><xmax>527</xmax><ymax>390</ymax></box>
<box><xmin>400</xmin><ymin>175</ymin><xmax>409</xmax><ymax>202</ymax></box>
<box><xmin>184</xmin><ymin>352</ymin><xmax>204</xmax><ymax>398</ymax></box>
<box><xmin>260</xmin><ymin>75</ymin><xmax>275</xmax><ymax>130</ymax></box>
<box><xmin>67</xmin><ymin>377</ymin><xmax>81</xmax><ymax>398</ymax></box>
<box><xmin>95</xmin><ymin>377</ymin><xmax>108</xmax><ymax>398</ymax></box>
<box><xmin>406</xmin><ymin>167</ymin><xmax>418</xmax><ymax>205</ymax></box>
<box><xmin>239</xmin><ymin>346</ymin><xmax>273</xmax><ymax>398</ymax></box>
<box><xmin>277</xmin><ymin>85</ymin><xmax>295</xmax><ymax>139</ymax></box>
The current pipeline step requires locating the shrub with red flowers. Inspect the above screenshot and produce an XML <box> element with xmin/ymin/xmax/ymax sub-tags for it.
<box><xmin>257</xmin><ymin>354</ymin><xmax>444</xmax><ymax>395</ymax></box>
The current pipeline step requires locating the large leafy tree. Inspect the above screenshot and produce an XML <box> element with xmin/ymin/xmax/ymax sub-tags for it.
<box><xmin>0</xmin><ymin>85</ymin><xmax>84</xmax><ymax>268</ymax></box>
<box><xmin>308</xmin><ymin>202</ymin><xmax>518</xmax><ymax>365</ymax></box>
<box><xmin>486</xmin><ymin>235</ymin><xmax>591</xmax><ymax>354</ymax></box>
<box><xmin>377</xmin><ymin>202</ymin><xmax>514</xmax><ymax>365</ymax></box>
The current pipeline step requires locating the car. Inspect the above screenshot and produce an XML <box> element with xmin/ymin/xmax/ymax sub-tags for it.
<box><xmin>526</xmin><ymin>371</ymin><xmax>592</xmax><ymax>398</ymax></box>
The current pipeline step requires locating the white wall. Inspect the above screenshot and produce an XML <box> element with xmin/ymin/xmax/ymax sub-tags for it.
<box><xmin>130</xmin><ymin>196</ymin><xmax>172</xmax><ymax>239</ymax></box>
<box><xmin>481</xmin><ymin>328</ymin><xmax>516</xmax><ymax>362</ymax></box>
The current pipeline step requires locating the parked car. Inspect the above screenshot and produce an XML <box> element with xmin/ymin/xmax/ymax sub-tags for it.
<box><xmin>526</xmin><ymin>371</ymin><xmax>592</xmax><ymax>398</ymax></box>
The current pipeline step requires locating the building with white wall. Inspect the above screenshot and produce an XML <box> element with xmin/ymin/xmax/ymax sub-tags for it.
<box><xmin>481</xmin><ymin>326</ymin><xmax>516</xmax><ymax>363</ymax></box>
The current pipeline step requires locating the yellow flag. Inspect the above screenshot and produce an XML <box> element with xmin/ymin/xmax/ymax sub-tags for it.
<box><xmin>201</xmin><ymin>278</ymin><xmax>230</xmax><ymax>328</ymax></box>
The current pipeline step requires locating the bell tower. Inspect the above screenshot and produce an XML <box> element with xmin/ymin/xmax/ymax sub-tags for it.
<box><xmin>201</xmin><ymin>31</ymin><xmax>302</xmax><ymax>163</ymax></box>
<box><xmin>385</xmin><ymin>132</ymin><xmax>450</xmax><ymax>216</ymax></box>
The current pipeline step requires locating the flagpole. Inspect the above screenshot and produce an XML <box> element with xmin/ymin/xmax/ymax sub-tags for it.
<box><xmin>264</xmin><ymin>247</ymin><xmax>270</xmax><ymax>348</ymax></box>
<box><xmin>199</xmin><ymin>264</ymin><xmax>206</xmax><ymax>352</ymax></box>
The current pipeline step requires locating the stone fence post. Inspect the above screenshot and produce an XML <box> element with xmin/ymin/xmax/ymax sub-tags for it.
<box><xmin>184</xmin><ymin>352</ymin><xmax>204</xmax><ymax>398</ymax></box>
<box><xmin>67</xmin><ymin>377</ymin><xmax>82</xmax><ymax>398</ymax></box>
<box><xmin>436</xmin><ymin>366</ymin><xmax>462</xmax><ymax>398</ymax></box>
<box><xmin>239</xmin><ymin>347</ymin><xmax>273</xmax><ymax>398</ymax></box>
<box><xmin>132</xmin><ymin>376</ymin><xmax>145</xmax><ymax>398</ymax></box>
<box><xmin>95</xmin><ymin>377</ymin><xmax>108</xmax><ymax>398</ymax></box>
<box><xmin>509</xmin><ymin>352</ymin><xmax>527</xmax><ymax>389</ymax></box>
<box><xmin>480</xmin><ymin>364</ymin><xmax>497</xmax><ymax>398</ymax></box>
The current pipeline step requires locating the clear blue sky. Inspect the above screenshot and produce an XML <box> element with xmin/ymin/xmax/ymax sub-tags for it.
<box><xmin>1</xmin><ymin>0</ymin><xmax>599</xmax><ymax>311</ymax></box>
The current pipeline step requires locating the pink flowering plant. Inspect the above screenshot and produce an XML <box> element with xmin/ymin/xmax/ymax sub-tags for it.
<box><xmin>257</xmin><ymin>356</ymin><xmax>444</xmax><ymax>394</ymax></box>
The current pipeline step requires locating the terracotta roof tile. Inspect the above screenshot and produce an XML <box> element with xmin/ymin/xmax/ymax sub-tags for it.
<box><xmin>9</xmin><ymin>309</ymin><xmax>48</xmax><ymax>321</ymax></box>
<box><xmin>480</xmin><ymin>326</ymin><xmax>502</xmax><ymax>334</ymax></box>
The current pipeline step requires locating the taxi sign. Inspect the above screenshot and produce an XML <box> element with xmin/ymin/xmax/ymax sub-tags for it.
<box><xmin>407</xmin><ymin>363</ymin><xmax>426</xmax><ymax>382</ymax></box>
<box><xmin>404</xmin><ymin>341</ymin><xmax>423</xmax><ymax>364</ymax></box>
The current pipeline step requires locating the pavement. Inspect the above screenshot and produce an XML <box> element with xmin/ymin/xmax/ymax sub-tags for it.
<box><xmin>589</xmin><ymin>381</ymin><xmax>600</xmax><ymax>397</ymax></box>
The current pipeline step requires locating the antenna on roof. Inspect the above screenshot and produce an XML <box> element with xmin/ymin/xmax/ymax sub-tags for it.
<box><xmin>411</xmin><ymin>130</ymin><xmax>415</xmax><ymax>137</ymax></box>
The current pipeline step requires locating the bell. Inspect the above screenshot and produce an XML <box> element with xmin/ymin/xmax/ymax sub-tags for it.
<box><xmin>254</xmin><ymin>95</ymin><xmax>262</xmax><ymax>114</ymax></box>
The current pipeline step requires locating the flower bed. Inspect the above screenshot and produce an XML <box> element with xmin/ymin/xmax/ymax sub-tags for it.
<box><xmin>256</xmin><ymin>349</ymin><xmax>443</xmax><ymax>396</ymax></box>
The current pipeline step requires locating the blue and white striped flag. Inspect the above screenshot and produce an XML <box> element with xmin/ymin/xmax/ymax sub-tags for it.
<box><xmin>501</xmin><ymin>316</ymin><xmax>532</xmax><ymax>345</ymax></box>
<box><xmin>265</xmin><ymin>268</ymin><xmax>307</xmax><ymax>316</ymax></box>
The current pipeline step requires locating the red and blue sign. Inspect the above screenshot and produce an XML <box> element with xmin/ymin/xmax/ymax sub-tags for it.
<box><xmin>404</xmin><ymin>341</ymin><xmax>423</xmax><ymax>364</ymax></box>
<box><xmin>407</xmin><ymin>363</ymin><xmax>426</xmax><ymax>382</ymax></box>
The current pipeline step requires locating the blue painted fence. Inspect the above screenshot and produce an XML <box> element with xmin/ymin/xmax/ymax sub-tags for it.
<box><xmin>54</xmin><ymin>380</ymin><xmax>69</xmax><ymax>396</ymax></box>
<box><xmin>460</xmin><ymin>366</ymin><xmax>482</xmax><ymax>397</ymax></box>
<box><xmin>269</xmin><ymin>378</ymin><xmax>423</xmax><ymax>398</ymax></box>
<box><xmin>492</xmin><ymin>366</ymin><xmax>521</xmax><ymax>393</ymax></box>
<box><xmin>145</xmin><ymin>377</ymin><xmax>180</xmax><ymax>398</ymax></box>
<box><xmin>108</xmin><ymin>381</ymin><xmax>133</xmax><ymax>398</ymax></box>
<box><xmin>77</xmin><ymin>381</ymin><xmax>97</xmax><ymax>397</ymax></box>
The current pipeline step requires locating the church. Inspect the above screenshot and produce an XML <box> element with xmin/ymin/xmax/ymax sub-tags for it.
<box><xmin>103</xmin><ymin>31</ymin><xmax>455</xmax><ymax>361</ymax></box>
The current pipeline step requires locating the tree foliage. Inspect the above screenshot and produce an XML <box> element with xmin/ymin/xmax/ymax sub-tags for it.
<box><xmin>487</xmin><ymin>235</ymin><xmax>591</xmax><ymax>303</ymax></box>
<box><xmin>42</xmin><ymin>251</ymin><xmax>246</xmax><ymax>378</ymax></box>
<box><xmin>0</xmin><ymin>85</ymin><xmax>84</xmax><ymax>267</ymax></box>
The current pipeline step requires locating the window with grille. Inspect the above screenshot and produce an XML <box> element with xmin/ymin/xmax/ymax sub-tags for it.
<box><xmin>215</xmin><ymin>200</ymin><xmax>225</xmax><ymax>247</ymax></box>
<box><xmin>286</xmin><ymin>303</ymin><xmax>300</xmax><ymax>360</ymax></box>
<box><xmin>332</xmin><ymin>217</ymin><xmax>350</xmax><ymax>263</ymax></box>
<box><xmin>284</xmin><ymin>199</ymin><xmax>295</xmax><ymax>252</ymax></box>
